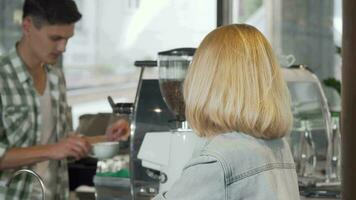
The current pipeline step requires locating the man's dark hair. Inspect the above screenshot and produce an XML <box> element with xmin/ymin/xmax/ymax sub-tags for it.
<box><xmin>23</xmin><ymin>0</ymin><xmax>82</xmax><ymax>28</ymax></box>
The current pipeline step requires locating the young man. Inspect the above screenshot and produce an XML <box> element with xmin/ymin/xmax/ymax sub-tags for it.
<box><xmin>0</xmin><ymin>0</ymin><xmax>130</xmax><ymax>199</ymax></box>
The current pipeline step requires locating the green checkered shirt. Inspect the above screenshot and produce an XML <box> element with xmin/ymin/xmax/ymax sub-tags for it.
<box><xmin>0</xmin><ymin>47</ymin><xmax>70</xmax><ymax>200</ymax></box>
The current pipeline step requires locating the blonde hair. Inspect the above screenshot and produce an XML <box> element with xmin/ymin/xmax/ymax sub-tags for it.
<box><xmin>183</xmin><ymin>24</ymin><xmax>293</xmax><ymax>139</ymax></box>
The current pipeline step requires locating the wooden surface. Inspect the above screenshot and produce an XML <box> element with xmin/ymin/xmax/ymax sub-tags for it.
<box><xmin>342</xmin><ymin>0</ymin><xmax>356</xmax><ymax>199</ymax></box>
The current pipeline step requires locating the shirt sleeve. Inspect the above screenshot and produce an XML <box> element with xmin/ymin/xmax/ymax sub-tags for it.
<box><xmin>152</xmin><ymin>155</ymin><xmax>226</xmax><ymax>200</ymax></box>
<box><xmin>0</xmin><ymin>108</ymin><xmax>8</xmax><ymax>158</ymax></box>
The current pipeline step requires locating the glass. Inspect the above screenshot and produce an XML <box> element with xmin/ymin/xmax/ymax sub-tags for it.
<box><xmin>284</xmin><ymin>67</ymin><xmax>333</xmax><ymax>182</ymax></box>
<box><xmin>288</xmin><ymin>87</ymin><xmax>328</xmax><ymax>176</ymax></box>
<box><xmin>63</xmin><ymin>0</ymin><xmax>216</xmax><ymax>129</ymax></box>
<box><xmin>296</xmin><ymin>120</ymin><xmax>317</xmax><ymax>177</ymax></box>
<box><xmin>158</xmin><ymin>48</ymin><xmax>195</xmax><ymax>123</ymax></box>
<box><xmin>328</xmin><ymin>116</ymin><xmax>341</xmax><ymax>182</ymax></box>
<box><xmin>236</xmin><ymin>0</ymin><xmax>263</xmax><ymax>22</ymax></box>
<box><xmin>63</xmin><ymin>0</ymin><xmax>216</xmax><ymax>92</ymax></box>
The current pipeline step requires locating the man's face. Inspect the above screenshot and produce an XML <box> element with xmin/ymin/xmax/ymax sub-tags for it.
<box><xmin>23</xmin><ymin>16</ymin><xmax>75</xmax><ymax>65</ymax></box>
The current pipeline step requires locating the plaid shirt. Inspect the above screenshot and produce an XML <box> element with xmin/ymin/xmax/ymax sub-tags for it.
<box><xmin>0</xmin><ymin>47</ymin><xmax>70</xmax><ymax>200</ymax></box>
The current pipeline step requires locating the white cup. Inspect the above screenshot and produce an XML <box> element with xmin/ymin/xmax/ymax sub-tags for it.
<box><xmin>91</xmin><ymin>141</ymin><xmax>120</xmax><ymax>160</ymax></box>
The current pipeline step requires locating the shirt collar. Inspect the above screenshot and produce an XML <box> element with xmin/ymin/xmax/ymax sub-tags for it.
<box><xmin>9</xmin><ymin>44</ymin><xmax>55</xmax><ymax>84</ymax></box>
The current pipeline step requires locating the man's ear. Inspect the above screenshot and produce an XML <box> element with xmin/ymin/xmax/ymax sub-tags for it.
<box><xmin>22</xmin><ymin>16</ymin><xmax>32</xmax><ymax>34</ymax></box>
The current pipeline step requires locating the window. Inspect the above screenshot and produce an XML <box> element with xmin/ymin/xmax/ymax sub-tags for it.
<box><xmin>63</xmin><ymin>0</ymin><xmax>216</xmax><ymax>128</ymax></box>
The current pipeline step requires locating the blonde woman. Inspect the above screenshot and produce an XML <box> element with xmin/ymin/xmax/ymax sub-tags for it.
<box><xmin>153</xmin><ymin>24</ymin><xmax>300</xmax><ymax>200</ymax></box>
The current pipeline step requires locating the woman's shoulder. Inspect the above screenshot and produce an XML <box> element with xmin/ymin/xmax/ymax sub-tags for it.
<box><xmin>176</xmin><ymin>132</ymin><xmax>299</xmax><ymax>199</ymax></box>
<box><xmin>197</xmin><ymin>132</ymin><xmax>295</xmax><ymax>182</ymax></box>
<box><xmin>201</xmin><ymin>132</ymin><xmax>286</xmax><ymax>156</ymax></box>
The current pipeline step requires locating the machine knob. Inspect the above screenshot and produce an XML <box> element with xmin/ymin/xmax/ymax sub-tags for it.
<box><xmin>145</xmin><ymin>169</ymin><xmax>167</xmax><ymax>183</ymax></box>
<box><xmin>159</xmin><ymin>172</ymin><xmax>168</xmax><ymax>184</ymax></box>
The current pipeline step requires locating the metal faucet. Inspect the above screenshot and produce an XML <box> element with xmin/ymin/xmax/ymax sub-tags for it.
<box><xmin>6</xmin><ymin>169</ymin><xmax>46</xmax><ymax>200</ymax></box>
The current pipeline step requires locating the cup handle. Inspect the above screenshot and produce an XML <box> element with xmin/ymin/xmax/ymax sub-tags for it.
<box><xmin>286</xmin><ymin>55</ymin><xmax>296</xmax><ymax>66</ymax></box>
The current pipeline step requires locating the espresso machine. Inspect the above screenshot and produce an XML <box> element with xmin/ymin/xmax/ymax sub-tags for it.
<box><xmin>129</xmin><ymin>48</ymin><xmax>200</xmax><ymax>199</ymax></box>
<box><xmin>127</xmin><ymin>57</ymin><xmax>339</xmax><ymax>199</ymax></box>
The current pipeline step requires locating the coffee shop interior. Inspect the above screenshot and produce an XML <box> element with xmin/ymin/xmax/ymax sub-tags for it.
<box><xmin>1</xmin><ymin>0</ymin><xmax>356</xmax><ymax>199</ymax></box>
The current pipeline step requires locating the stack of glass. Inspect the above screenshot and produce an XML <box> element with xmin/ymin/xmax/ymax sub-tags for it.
<box><xmin>282</xmin><ymin>65</ymin><xmax>341</xmax><ymax>184</ymax></box>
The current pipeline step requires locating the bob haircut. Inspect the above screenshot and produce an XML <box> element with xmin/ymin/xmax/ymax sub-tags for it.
<box><xmin>183</xmin><ymin>24</ymin><xmax>293</xmax><ymax>139</ymax></box>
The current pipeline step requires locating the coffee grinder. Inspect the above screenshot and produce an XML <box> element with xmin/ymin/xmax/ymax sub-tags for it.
<box><xmin>129</xmin><ymin>48</ymin><xmax>203</xmax><ymax>199</ymax></box>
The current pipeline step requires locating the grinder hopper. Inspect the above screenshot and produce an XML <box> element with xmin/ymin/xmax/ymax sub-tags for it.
<box><xmin>158</xmin><ymin>48</ymin><xmax>195</xmax><ymax>128</ymax></box>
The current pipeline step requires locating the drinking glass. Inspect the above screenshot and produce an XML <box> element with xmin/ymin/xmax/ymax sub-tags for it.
<box><xmin>297</xmin><ymin>120</ymin><xmax>317</xmax><ymax>177</ymax></box>
<box><xmin>327</xmin><ymin>116</ymin><xmax>341</xmax><ymax>182</ymax></box>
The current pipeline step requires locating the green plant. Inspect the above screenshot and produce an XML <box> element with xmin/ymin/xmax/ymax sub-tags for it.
<box><xmin>323</xmin><ymin>77</ymin><xmax>341</xmax><ymax>95</ymax></box>
<box><xmin>323</xmin><ymin>45</ymin><xmax>342</xmax><ymax>96</ymax></box>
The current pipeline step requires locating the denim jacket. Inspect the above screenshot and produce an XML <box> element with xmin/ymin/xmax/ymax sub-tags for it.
<box><xmin>153</xmin><ymin>132</ymin><xmax>300</xmax><ymax>200</ymax></box>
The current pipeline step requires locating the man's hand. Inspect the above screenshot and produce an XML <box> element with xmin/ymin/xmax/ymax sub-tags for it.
<box><xmin>48</xmin><ymin>134</ymin><xmax>92</xmax><ymax>160</ymax></box>
<box><xmin>0</xmin><ymin>134</ymin><xmax>92</xmax><ymax>170</ymax></box>
<box><xmin>105</xmin><ymin>118</ymin><xmax>130</xmax><ymax>141</ymax></box>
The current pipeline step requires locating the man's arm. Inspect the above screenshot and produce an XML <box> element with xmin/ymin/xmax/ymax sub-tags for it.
<box><xmin>0</xmin><ymin>116</ymin><xmax>130</xmax><ymax>170</ymax></box>
<box><xmin>83</xmin><ymin>118</ymin><xmax>131</xmax><ymax>144</ymax></box>
<box><xmin>0</xmin><ymin>134</ymin><xmax>91</xmax><ymax>170</ymax></box>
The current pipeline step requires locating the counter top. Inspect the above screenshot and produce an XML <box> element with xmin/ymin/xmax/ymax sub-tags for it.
<box><xmin>75</xmin><ymin>186</ymin><xmax>341</xmax><ymax>200</ymax></box>
<box><xmin>75</xmin><ymin>175</ymin><xmax>341</xmax><ymax>200</ymax></box>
